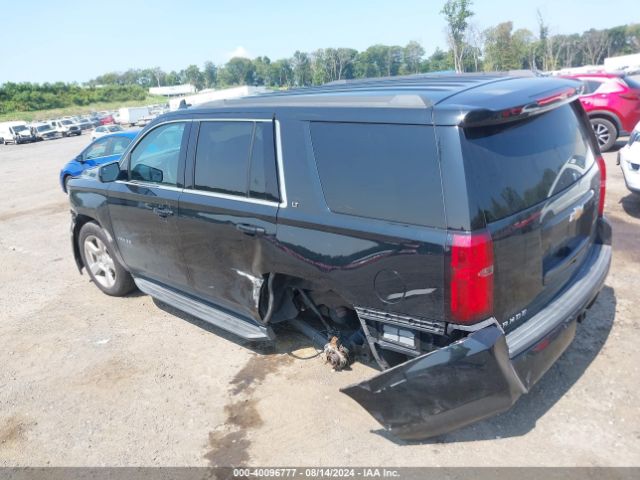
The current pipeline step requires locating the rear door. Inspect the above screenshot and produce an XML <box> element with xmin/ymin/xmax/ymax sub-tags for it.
<box><xmin>108</xmin><ymin>121</ymin><xmax>192</xmax><ymax>290</ymax></box>
<box><xmin>176</xmin><ymin>118</ymin><xmax>280</xmax><ymax>322</ymax></box>
<box><xmin>460</xmin><ymin>102</ymin><xmax>600</xmax><ymax>332</ymax></box>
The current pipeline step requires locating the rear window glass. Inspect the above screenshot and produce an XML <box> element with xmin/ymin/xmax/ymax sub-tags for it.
<box><xmin>461</xmin><ymin>104</ymin><xmax>595</xmax><ymax>222</ymax></box>
<box><xmin>310</xmin><ymin>122</ymin><xmax>444</xmax><ymax>228</ymax></box>
<box><xmin>623</xmin><ymin>76</ymin><xmax>640</xmax><ymax>89</ymax></box>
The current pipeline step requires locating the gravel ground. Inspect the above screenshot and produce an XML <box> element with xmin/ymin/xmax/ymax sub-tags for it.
<box><xmin>0</xmin><ymin>134</ymin><xmax>638</xmax><ymax>467</ymax></box>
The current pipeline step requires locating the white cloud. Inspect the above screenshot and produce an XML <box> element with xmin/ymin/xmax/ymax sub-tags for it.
<box><xmin>226</xmin><ymin>46</ymin><xmax>251</xmax><ymax>60</ymax></box>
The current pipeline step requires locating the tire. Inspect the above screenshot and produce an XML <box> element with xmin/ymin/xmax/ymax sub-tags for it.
<box><xmin>78</xmin><ymin>222</ymin><xmax>135</xmax><ymax>296</ymax></box>
<box><xmin>590</xmin><ymin>117</ymin><xmax>617</xmax><ymax>152</ymax></box>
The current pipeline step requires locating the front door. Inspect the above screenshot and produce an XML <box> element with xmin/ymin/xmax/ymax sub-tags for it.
<box><xmin>81</xmin><ymin>135</ymin><xmax>132</xmax><ymax>167</ymax></box>
<box><xmin>108</xmin><ymin>121</ymin><xmax>192</xmax><ymax>290</ymax></box>
<box><xmin>177</xmin><ymin>119</ymin><xmax>281</xmax><ymax>322</ymax></box>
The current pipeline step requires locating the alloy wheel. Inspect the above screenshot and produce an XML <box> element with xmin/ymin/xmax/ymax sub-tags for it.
<box><xmin>593</xmin><ymin>122</ymin><xmax>611</xmax><ymax>148</ymax></box>
<box><xmin>83</xmin><ymin>235</ymin><xmax>116</xmax><ymax>288</ymax></box>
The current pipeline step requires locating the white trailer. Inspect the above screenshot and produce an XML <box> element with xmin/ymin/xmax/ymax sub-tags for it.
<box><xmin>168</xmin><ymin>86</ymin><xmax>269</xmax><ymax>111</ymax></box>
<box><xmin>117</xmin><ymin>107</ymin><xmax>150</xmax><ymax>126</ymax></box>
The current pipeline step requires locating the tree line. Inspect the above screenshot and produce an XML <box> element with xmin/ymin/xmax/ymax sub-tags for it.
<box><xmin>1</xmin><ymin>0</ymin><xmax>639</xmax><ymax>115</ymax></box>
<box><xmin>0</xmin><ymin>83</ymin><xmax>148</xmax><ymax>114</ymax></box>
<box><xmin>85</xmin><ymin>1</ymin><xmax>639</xmax><ymax>90</ymax></box>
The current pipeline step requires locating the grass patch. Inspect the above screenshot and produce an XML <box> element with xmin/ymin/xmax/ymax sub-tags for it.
<box><xmin>0</xmin><ymin>95</ymin><xmax>167</xmax><ymax>123</ymax></box>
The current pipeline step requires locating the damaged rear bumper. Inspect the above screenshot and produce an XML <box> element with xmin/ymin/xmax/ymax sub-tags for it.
<box><xmin>341</xmin><ymin>241</ymin><xmax>611</xmax><ymax>441</ymax></box>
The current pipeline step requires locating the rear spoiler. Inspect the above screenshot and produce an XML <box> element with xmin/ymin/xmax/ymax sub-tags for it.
<box><xmin>460</xmin><ymin>86</ymin><xmax>582</xmax><ymax>128</ymax></box>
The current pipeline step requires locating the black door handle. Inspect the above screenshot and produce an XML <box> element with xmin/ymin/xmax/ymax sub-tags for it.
<box><xmin>153</xmin><ymin>206</ymin><xmax>174</xmax><ymax>218</ymax></box>
<box><xmin>236</xmin><ymin>223</ymin><xmax>265</xmax><ymax>235</ymax></box>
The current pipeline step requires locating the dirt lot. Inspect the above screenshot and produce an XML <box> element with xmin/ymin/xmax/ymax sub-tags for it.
<box><xmin>0</xmin><ymin>133</ymin><xmax>638</xmax><ymax>467</ymax></box>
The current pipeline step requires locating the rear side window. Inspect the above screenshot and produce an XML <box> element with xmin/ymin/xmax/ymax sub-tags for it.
<box><xmin>461</xmin><ymin>104</ymin><xmax>595</xmax><ymax>222</ymax></box>
<box><xmin>310</xmin><ymin>122</ymin><xmax>444</xmax><ymax>227</ymax></box>
<box><xmin>194</xmin><ymin>121</ymin><xmax>279</xmax><ymax>201</ymax></box>
<box><xmin>248</xmin><ymin>123</ymin><xmax>279</xmax><ymax>202</ymax></box>
<box><xmin>623</xmin><ymin>76</ymin><xmax>640</xmax><ymax>89</ymax></box>
<box><xmin>195</xmin><ymin>122</ymin><xmax>253</xmax><ymax>196</ymax></box>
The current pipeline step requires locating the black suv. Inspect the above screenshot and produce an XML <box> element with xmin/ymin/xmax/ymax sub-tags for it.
<box><xmin>67</xmin><ymin>74</ymin><xmax>612</xmax><ymax>440</ymax></box>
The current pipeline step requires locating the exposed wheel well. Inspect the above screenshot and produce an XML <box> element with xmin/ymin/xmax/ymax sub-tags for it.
<box><xmin>259</xmin><ymin>272</ymin><xmax>355</xmax><ymax>325</ymax></box>
<box><xmin>588</xmin><ymin>113</ymin><xmax>621</xmax><ymax>135</ymax></box>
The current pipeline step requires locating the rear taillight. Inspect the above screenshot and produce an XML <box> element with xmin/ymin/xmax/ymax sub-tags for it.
<box><xmin>596</xmin><ymin>155</ymin><xmax>606</xmax><ymax>217</ymax></box>
<box><xmin>618</xmin><ymin>91</ymin><xmax>640</xmax><ymax>101</ymax></box>
<box><xmin>449</xmin><ymin>231</ymin><xmax>494</xmax><ymax>324</ymax></box>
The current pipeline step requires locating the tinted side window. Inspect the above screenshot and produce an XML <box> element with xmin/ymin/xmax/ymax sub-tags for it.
<box><xmin>310</xmin><ymin>122</ymin><xmax>444</xmax><ymax>227</ymax></box>
<box><xmin>249</xmin><ymin>123</ymin><xmax>279</xmax><ymax>202</ymax></box>
<box><xmin>195</xmin><ymin>122</ymin><xmax>253</xmax><ymax>196</ymax></box>
<box><xmin>129</xmin><ymin>122</ymin><xmax>187</xmax><ymax>186</ymax></box>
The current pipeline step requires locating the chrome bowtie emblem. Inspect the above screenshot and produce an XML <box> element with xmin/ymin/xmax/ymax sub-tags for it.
<box><xmin>569</xmin><ymin>205</ymin><xmax>585</xmax><ymax>223</ymax></box>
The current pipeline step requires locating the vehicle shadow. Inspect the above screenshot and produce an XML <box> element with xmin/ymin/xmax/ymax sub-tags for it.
<box><xmin>620</xmin><ymin>193</ymin><xmax>640</xmax><ymax>219</ymax></box>
<box><xmin>608</xmin><ymin>140</ymin><xmax>626</xmax><ymax>153</ymax></box>
<box><xmin>374</xmin><ymin>285</ymin><xmax>617</xmax><ymax>445</ymax></box>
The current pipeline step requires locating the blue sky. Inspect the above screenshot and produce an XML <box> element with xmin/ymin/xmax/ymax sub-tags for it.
<box><xmin>0</xmin><ymin>0</ymin><xmax>636</xmax><ymax>84</ymax></box>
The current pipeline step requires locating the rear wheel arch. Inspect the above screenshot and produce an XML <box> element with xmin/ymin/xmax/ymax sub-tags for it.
<box><xmin>588</xmin><ymin>111</ymin><xmax>621</xmax><ymax>133</ymax></box>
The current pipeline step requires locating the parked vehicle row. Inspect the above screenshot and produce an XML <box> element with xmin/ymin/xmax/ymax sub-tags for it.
<box><xmin>1</xmin><ymin>106</ymin><xmax>168</xmax><ymax>146</ymax></box>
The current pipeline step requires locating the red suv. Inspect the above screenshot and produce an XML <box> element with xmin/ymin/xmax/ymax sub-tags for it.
<box><xmin>564</xmin><ymin>73</ymin><xmax>640</xmax><ymax>151</ymax></box>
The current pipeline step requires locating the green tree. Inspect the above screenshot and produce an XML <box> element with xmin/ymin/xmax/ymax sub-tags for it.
<box><xmin>252</xmin><ymin>56</ymin><xmax>271</xmax><ymax>86</ymax></box>
<box><xmin>182</xmin><ymin>64</ymin><xmax>204</xmax><ymax>90</ymax></box>
<box><xmin>269</xmin><ymin>59</ymin><xmax>294</xmax><ymax>87</ymax></box>
<box><xmin>441</xmin><ymin>0</ymin><xmax>474</xmax><ymax>72</ymax></box>
<box><xmin>291</xmin><ymin>51</ymin><xmax>312</xmax><ymax>86</ymax></box>
<box><xmin>483</xmin><ymin>22</ymin><xmax>527</xmax><ymax>71</ymax></box>
<box><xmin>217</xmin><ymin>57</ymin><xmax>255</xmax><ymax>86</ymax></box>
<box><xmin>427</xmin><ymin>47</ymin><xmax>455</xmax><ymax>72</ymax></box>
<box><xmin>203</xmin><ymin>61</ymin><xmax>217</xmax><ymax>89</ymax></box>
<box><xmin>582</xmin><ymin>29</ymin><xmax>611</xmax><ymax>65</ymax></box>
<box><xmin>402</xmin><ymin>41</ymin><xmax>425</xmax><ymax>74</ymax></box>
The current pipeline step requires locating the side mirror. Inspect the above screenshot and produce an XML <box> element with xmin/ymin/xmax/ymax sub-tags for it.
<box><xmin>98</xmin><ymin>162</ymin><xmax>121</xmax><ymax>183</ymax></box>
<box><xmin>76</xmin><ymin>154</ymin><xmax>84</xmax><ymax>163</ymax></box>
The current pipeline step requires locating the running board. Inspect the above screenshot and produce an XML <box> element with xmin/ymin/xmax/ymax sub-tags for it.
<box><xmin>134</xmin><ymin>277</ymin><xmax>274</xmax><ymax>341</ymax></box>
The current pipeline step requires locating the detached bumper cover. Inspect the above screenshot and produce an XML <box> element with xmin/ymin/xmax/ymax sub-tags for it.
<box><xmin>342</xmin><ymin>240</ymin><xmax>611</xmax><ymax>440</ymax></box>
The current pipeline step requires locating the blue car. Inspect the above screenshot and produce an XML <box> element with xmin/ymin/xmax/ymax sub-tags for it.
<box><xmin>60</xmin><ymin>131</ymin><xmax>139</xmax><ymax>192</ymax></box>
